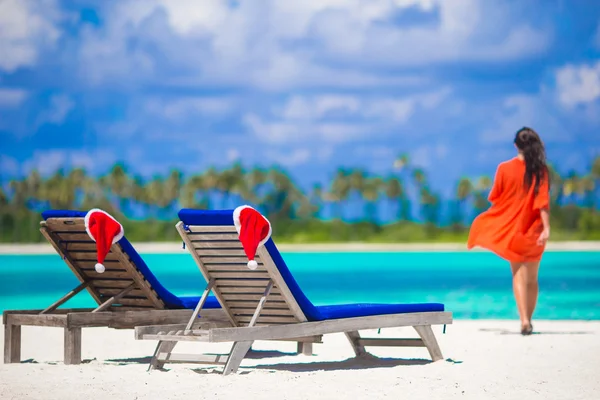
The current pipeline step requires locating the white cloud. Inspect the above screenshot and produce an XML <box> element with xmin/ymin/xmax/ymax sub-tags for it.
<box><xmin>266</xmin><ymin>148</ymin><xmax>312</xmax><ymax>167</ymax></box>
<box><xmin>480</xmin><ymin>94</ymin><xmax>571</xmax><ymax>144</ymax></box>
<box><xmin>227</xmin><ymin>149</ymin><xmax>240</xmax><ymax>162</ymax></box>
<box><xmin>245</xmin><ymin>88</ymin><xmax>451</xmax><ymax>144</ymax></box>
<box><xmin>144</xmin><ymin>96</ymin><xmax>235</xmax><ymax>121</ymax></box>
<box><xmin>411</xmin><ymin>143</ymin><xmax>448</xmax><ymax>169</ymax></box>
<box><xmin>35</xmin><ymin>94</ymin><xmax>75</xmax><ymax>127</ymax></box>
<box><xmin>71</xmin><ymin>0</ymin><xmax>549</xmax><ymax>90</ymax></box>
<box><xmin>21</xmin><ymin>149</ymin><xmax>117</xmax><ymax>176</ymax></box>
<box><xmin>0</xmin><ymin>0</ymin><xmax>62</xmax><ymax>72</ymax></box>
<box><xmin>243</xmin><ymin>113</ymin><xmax>373</xmax><ymax>144</ymax></box>
<box><xmin>0</xmin><ymin>88</ymin><xmax>28</xmax><ymax>108</ymax></box>
<box><xmin>555</xmin><ymin>61</ymin><xmax>600</xmax><ymax>107</ymax></box>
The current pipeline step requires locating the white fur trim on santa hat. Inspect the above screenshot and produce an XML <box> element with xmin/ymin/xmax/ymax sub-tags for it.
<box><xmin>232</xmin><ymin>205</ymin><xmax>272</xmax><ymax>248</ymax></box>
<box><xmin>84</xmin><ymin>208</ymin><xmax>124</xmax><ymax>244</ymax></box>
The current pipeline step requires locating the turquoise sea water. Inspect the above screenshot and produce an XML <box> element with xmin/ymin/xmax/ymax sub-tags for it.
<box><xmin>0</xmin><ymin>251</ymin><xmax>599</xmax><ymax>319</ymax></box>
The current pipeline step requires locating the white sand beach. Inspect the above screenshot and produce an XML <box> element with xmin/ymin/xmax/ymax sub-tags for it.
<box><xmin>1</xmin><ymin>320</ymin><xmax>599</xmax><ymax>400</ymax></box>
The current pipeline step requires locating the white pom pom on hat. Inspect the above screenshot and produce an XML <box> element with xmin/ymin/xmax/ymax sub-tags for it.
<box><xmin>233</xmin><ymin>205</ymin><xmax>272</xmax><ymax>270</ymax></box>
<box><xmin>84</xmin><ymin>208</ymin><xmax>124</xmax><ymax>274</ymax></box>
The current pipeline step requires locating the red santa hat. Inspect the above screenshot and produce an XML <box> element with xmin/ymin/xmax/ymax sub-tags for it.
<box><xmin>233</xmin><ymin>205</ymin><xmax>272</xmax><ymax>270</ymax></box>
<box><xmin>84</xmin><ymin>208</ymin><xmax>124</xmax><ymax>273</ymax></box>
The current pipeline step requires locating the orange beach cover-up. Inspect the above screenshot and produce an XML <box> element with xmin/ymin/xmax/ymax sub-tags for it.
<box><xmin>467</xmin><ymin>157</ymin><xmax>550</xmax><ymax>262</ymax></box>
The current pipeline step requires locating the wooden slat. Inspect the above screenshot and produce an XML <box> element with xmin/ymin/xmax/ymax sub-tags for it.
<box><xmin>208</xmin><ymin>312</ymin><xmax>453</xmax><ymax>343</ymax></box>
<box><xmin>97</xmin><ymin>288</ymin><xmax>147</xmax><ymax>298</ymax></box>
<box><xmin>186</xmin><ymin>226</ymin><xmax>237</xmax><ymax>233</ymax></box>
<box><xmin>91</xmin><ymin>279</ymin><xmax>137</xmax><ymax>289</ymax></box>
<box><xmin>217</xmin><ymin>286</ymin><xmax>282</xmax><ymax>295</ymax></box>
<box><xmin>225</xmin><ymin>301</ymin><xmax>290</xmax><ymax>309</ymax></box>
<box><xmin>357</xmin><ymin>338</ymin><xmax>425</xmax><ymax>347</ymax></box>
<box><xmin>141</xmin><ymin>334</ymin><xmax>209</xmax><ymax>342</ymax></box>
<box><xmin>188</xmin><ymin>233</ymin><xmax>240</xmax><ymax>241</ymax></box>
<box><xmin>206</xmin><ymin>264</ymin><xmax>266</xmax><ymax>271</ymax></box>
<box><xmin>77</xmin><ymin>260</ymin><xmax>123</xmax><ymax>270</ymax></box>
<box><xmin>82</xmin><ymin>270</ymin><xmax>133</xmax><ymax>280</ymax></box>
<box><xmin>194</xmin><ymin>241</ymin><xmax>243</xmax><ymax>249</ymax></box>
<box><xmin>193</xmin><ymin>249</ymin><xmax>247</xmax><ymax>256</ymax></box>
<box><xmin>106</xmin><ymin>297</ymin><xmax>155</xmax><ymax>307</ymax></box>
<box><xmin>156</xmin><ymin>353</ymin><xmax>229</xmax><ymax>365</ymax></box>
<box><xmin>213</xmin><ymin>279</ymin><xmax>271</xmax><ymax>286</ymax></box>
<box><xmin>110</xmin><ymin>306</ymin><xmax>159</xmax><ymax>312</ymax></box>
<box><xmin>62</xmin><ymin>243</ymin><xmax>103</xmax><ymax>251</ymax></box>
<box><xmin>70</xmin><ymin>251</ymin><xmax>120</xmax><ymax>261</ymax></box>
<box><xmin>220</xmin><ymin>293</ymin><xmax>284</xmax><ymax>301</ymax></box>
<box><xmin>5</xmin><ymin>314</ymin><xmax>67</xmax><ymax>327</ymax></box>
<box><xmin>200</xmin><ymin>257</ymin><xmax>262</xmax><ymax>264</ymax></box>
<box><xmin>45</xmin><ymin>218</ymin><xmax>86</xmax><ymax>230</ymax></box>
<box><xmin>209</xmin><ymin>271</ymin><xmax>270</xmax><ymax>279</ymax></box>
<box><xmin>55</xmin><ymin>232</ymin><xmax>95</xmax><ymax>241</ymax></box>
<box><xmin>235</xmin><ymin>315</ymin><xmax>298</xmax><ymax>324</ymax></box>
<box><xmin>229</xmin><ymin>308</ymin><xmax>294</xmax><ymax>316</ymax></box>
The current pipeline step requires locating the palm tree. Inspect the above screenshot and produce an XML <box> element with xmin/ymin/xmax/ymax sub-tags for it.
<box><xmin>202</xmin><ymin>167</ymin><xmax>220</xmax><ymax>209</ymax></box>
<box><xmin>412</xmin><ymin>168</ymin><xmax>426</xmax><ymax>188</ymax></box>
<box><xmin>163</xmin><ymin>169</ymin><xmax>182</xmax><ymax>212</ymax></box>
<box><xmin>456</xmin><ymin>177</ymin><xmax>474</xmax><ymax>226</ymax></box>
<box><xmin>385</xmin><ymin>175</ymin><xmax>405</xmax><ymax>221</ymax></box>
<box><xmin>547</xmin><ymin>163</ymin><xmax>563</xmax><ymax>208</ymax></box>
<box><xmin>309</xmin><ymin>183</ymin><xmax>323</xmax><ymax>218</ymax></box>
<box><xmin>590</xmin><ymin>156</ymin><xmax>600</xmax><ymax>210</ymax></box>
<box><xmin>472</xmin><ymin>176</ymin><xmax>492</xmax><ymax>217</ymax></box>
<box><xmin>580</xmin><ymin>175</ymin><xmax>595</xmax><ymax>209</ymax></box>
<box><xmin>329</xmin><ymin>168</ymin><xmax>351</xmax><ymax>220</ymax></box>
<box><xmin>362</xmin><ymin>177</ymin><xmax>382</xmax><ymax>223</ymax></box>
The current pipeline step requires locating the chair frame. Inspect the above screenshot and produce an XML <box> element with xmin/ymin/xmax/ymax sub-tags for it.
<box><xmin>3</xmin><ymin>217</ymin><xmax>231</xmax><ymax>365</ymax></box>
<box><xmin>135</xmin><ymin>221</ymin><xmax>452</xmax><ymax>375</ymax></box>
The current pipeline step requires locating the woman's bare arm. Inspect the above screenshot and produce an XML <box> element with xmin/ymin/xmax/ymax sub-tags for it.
<box><xmin>537</xmin><ymin>208</ymin><xmax>550</xmax><ymax>245</ymax></box>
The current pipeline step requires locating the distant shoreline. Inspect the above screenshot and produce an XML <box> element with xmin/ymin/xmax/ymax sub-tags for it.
<box><xmin>1</xmin><ymin>241</ymin><xmax>600</xmax><ymax>254</ymax></box>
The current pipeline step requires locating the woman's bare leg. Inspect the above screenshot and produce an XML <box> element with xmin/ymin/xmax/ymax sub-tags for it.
<box><xmin>511</xmin><ymin>261</ymin><xmax>540</xmax><ymax>334</ymax></box>
<box><xmin>510</xmin><ymin>262</ymin><xmax>530</xmax><ymax>331</ymax></box>
<box><xmin>523</xmin><ymin>261</ymin><xmax>540</xmax><ymax>323</ymax></box>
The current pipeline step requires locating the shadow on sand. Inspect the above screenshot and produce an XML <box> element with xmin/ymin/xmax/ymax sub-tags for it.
<box><xmin>104</xmin><ymin>349</ymin><xmax>297</xmax><ymax>366</ymax></box>
<box><xmin>105</xmin><ymin>351</ymin><xmax>462</xmax><ymax>372</ymax></box>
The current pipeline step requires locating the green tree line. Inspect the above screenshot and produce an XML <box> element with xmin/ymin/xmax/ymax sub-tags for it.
<box><xmin>1</xmin><ymin>154</ymin><xmax>599</xmax><ymax>243</ymax></box>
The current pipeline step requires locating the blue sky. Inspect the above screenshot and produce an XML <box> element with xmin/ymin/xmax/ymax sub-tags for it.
<box><xmin>1</xmin><ymin>0</ymin><xmax>600</xmax><ymax>196</ymax></box>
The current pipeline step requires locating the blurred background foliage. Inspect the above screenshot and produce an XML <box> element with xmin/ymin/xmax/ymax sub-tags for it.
<box><xmin>1</xmin><ymin>154</ymin><xmax>599</xmax><ymax>243</ymax></box>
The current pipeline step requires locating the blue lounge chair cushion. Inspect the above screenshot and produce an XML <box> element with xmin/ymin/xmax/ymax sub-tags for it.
<box><xmin>41</xmin><ymin>210</ymin><xmax>221</xmax><ymax>310</ymax></box>
<box><xmin>178</xmin><ymin>208</ymin><xmax>445</xmax><ymax>322</ymax></box>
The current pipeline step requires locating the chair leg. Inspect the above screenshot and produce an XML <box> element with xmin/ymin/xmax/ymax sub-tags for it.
<box><xmin>149</xmin><ymin>340</ymin><xmax>177</xmax><ymax>371</ymax></box>
<box><xmin>413</xmin><ymin>325</ymin><xmax>443</xmax><ymax>362</ymax></box>
<box><xmin>223</xmin><ymin>340</ymin><xmax>253</xmax><ymax>376</ymax></box>
<box><xmin>64</xmin><ymin>327</ymin><xmax>82</xmax><ymax>365</ymax></box>
<box><xmin>296</xmin><ymin>342</ymin><xmax>313</xmax><ymax>356</ymax></box>
<box><xmin>4</xmin><ymin>324</ymin><xmax>21</xmax><ymax>364</ymax></box>
<box><xmin>345</xmin><ymin>331</ymin><xmax>366</xmax><ymax>357</ymax></box>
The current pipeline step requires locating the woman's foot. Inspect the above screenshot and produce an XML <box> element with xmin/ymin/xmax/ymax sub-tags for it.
<box><xmin>521</xmin><ymin>322</ymin><xmax>533</xmax><ymax>335</ymax></box>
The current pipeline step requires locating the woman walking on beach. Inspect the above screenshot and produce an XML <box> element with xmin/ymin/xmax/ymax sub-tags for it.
<box><xmin>467</xmin><ymin>127</ymin><xmax>550</xmax><ymax>335</ymax></box>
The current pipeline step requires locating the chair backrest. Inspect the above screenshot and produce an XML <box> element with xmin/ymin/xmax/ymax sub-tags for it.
<box><xmin>176</xmin><ymin>216</ymin><xmax>308</xmax><ymax>328</ymax></box>
<box><xmin>41</xmin><ymin>216</ymin><xmax>166</xmax><ymax>311</ymax></box>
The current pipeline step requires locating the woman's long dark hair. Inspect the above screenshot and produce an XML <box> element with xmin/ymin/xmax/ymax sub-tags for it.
<box><xmin>514</xmin><ymin>127</ymin><xmax>548</xmax><ymax>195</ymax></box>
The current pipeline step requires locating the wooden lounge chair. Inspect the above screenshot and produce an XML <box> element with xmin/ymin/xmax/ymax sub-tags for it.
<box><xmin>3</xmin><ymin>210</ymin><xmax>230</xmax><ymax>365</ymax></box>
<box><xmin>135</xmin><ymin>209</ymin><xmax>453</xmax><ymax>375</ymax></box>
